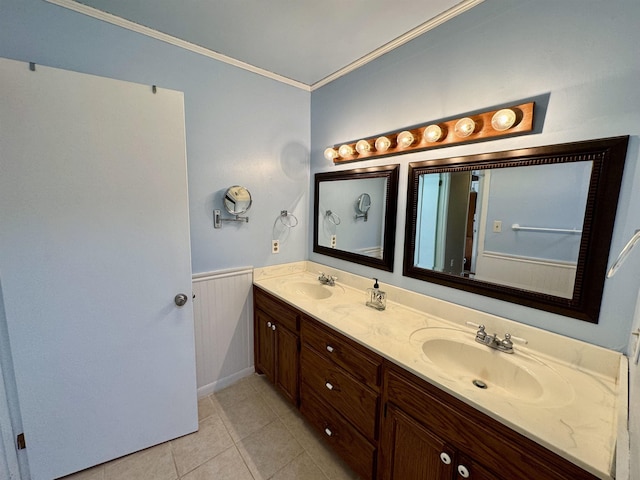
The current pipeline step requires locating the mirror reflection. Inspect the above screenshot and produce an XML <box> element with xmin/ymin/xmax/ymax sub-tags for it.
<box><xmin>314</xmin><ymin>165</ymin><xmax>399</xmax><ymax>271</ymax></box>
<box><xmin>414</xmin><ymin>162</ymin><xmax>592</xmax><ymax>298</ymax></box>
<box><xmin>223</xmin><ymin>185</ymin><xmax>252</xmax><ymax>215</ymax></box>
<box><xmin>404</xmin><ymin>136</ymin><xmax>629</xmax><ymax>323</ymax></box>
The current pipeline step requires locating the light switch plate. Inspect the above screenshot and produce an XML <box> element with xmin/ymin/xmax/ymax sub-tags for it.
<box><xmin>492</xmin><ymin>220</ymin><xmax>502</xmax><ymax>233</ymax></box>
<box><xmin>272</xmin><ymin>240</ymin><xmax>280</xmax><ymax>254</ymax></box>
<box><xmin>330</xmin><ymin>235</ymin><xmax>337</xmax><ymax>248</ymax></box>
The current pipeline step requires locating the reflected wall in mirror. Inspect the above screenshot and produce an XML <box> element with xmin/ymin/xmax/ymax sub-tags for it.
<box><xmin>314</xmin><ymin>164</ymin><xmax>399</xmax><ymax>271</ymax></box>
<box><xmin>404</xmin><ymin>137</ymin><xmax>629</xmax><ymax>323</ymax></box>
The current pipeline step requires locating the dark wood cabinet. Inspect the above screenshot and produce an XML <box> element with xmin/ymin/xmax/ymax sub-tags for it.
<box><xmin>253</xmin><ymin>287</ymin><xmax>299</xmax><ymax>405</ymax></box>
<box><xmin>380</xmin><ymin>363</ymin><xmax>598</xmax><ymax>480</ymax></box>
<box><xmin>253</xmin><ymin>286</ymin><xmax>601</xmax><ymax>480</ymax></box>
<box><xmin>300</xmin><ymin>317</ymin><xmax>383</xmax><ymax>480</ymax></box>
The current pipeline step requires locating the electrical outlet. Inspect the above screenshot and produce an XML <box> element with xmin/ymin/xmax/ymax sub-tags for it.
<box><xmin>330</xmin><ymin>234</ymin><xmax>337</xmax><ymax>248</ymax></box>
<box><xmin>271</xmin><ymin>239</ymin><xmax>280</xmax><ymax>254</ymax></box>
<box><xmin>492</xmin><ymin>220</ymin><xmax>502</xmax><ymax>233</ymax></box>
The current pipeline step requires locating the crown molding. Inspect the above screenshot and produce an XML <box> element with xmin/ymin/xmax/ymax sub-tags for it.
<box><xmin>44</xmin><ymin>0</ymin><xmax>483</xmax><ymax>92</ymax></box>
<box><xmin>44</xmin><ymin>0</ymin><xmax>311</xmax><ymax>91</ymax></box>
<box><xmin>310</xmin><ymin>0</ymin><xmax>484</xmax><ymax>91</ymax></box>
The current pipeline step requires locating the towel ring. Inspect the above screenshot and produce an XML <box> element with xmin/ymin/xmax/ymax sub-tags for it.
<box><xmin>278</xmin><ymin>210</ymin><xmax>298</xmax><ymax>228</ymax></box>
<box><xmin>325</xmin><ymin>210</ymin><xmax>341</xmax><ymax>225</ymax></box>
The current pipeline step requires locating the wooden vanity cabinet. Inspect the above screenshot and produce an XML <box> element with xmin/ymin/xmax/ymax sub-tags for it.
<box><xmin>379</xmin><ymin>362</ymin><xmax>599</xmax><ymax>480</ymax></box>
<box><xmin>300</xmin><ymin>317</ymin><xmax>383</xmax><ymax>480</ymax></box>
<box><xmin>253</xmin><ymin>286</ymin><xmax>299</xmax><ymax>405</ymax></box>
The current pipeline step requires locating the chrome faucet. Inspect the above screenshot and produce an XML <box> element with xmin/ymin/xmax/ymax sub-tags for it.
<box><xmin>467</xmin><ymin>323</ymin><xmax>527</xmax><ymax>354</ymax></box>
<box><xmin>318</xmin><ymin>272</ymin><xmax>337</xmax><ymax>286</ymax></box>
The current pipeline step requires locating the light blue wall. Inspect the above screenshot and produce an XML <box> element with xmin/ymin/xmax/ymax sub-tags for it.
<box><xmin>484</xmin><ymin>162</ymin><xmax>591</xmax><ymax>262</ymax></box>
<box><xmin>0</xmin><ymin>0</ymin><xmax>310</xmax><ymax>275</ymax></box>
<box><xmin>310</xmin><ymin>0</ymin><xmax>640</xmax><ymax>351</ymax></box>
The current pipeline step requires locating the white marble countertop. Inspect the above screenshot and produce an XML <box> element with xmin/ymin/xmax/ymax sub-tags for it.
<box><xmin>253</xmin><ymin>261</ymin><xmax>626</xmax><ymax>479</ymax></box>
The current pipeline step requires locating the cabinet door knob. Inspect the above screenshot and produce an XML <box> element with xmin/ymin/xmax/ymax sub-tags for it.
<box><xmin>271</xmin><ymin>324</ymin><xmax>276</xmax><ymax>331</ymax></box>
<box><xmin>324</xmin><ymin>427</ymin><xmax>332</xmax><ymax>437</ymax></box>
<box><xmin>457</xmin><ymin>465</ymin><xmax>470</xmax><ymax>478</ymax></box>
<box><xmin>325</xmin><ymin>382</ymin><xmax>334</xmax><ymax>390</ymax></box>
<box><xmin>439</xmin><ymin>452</ymin><xmax>452</xmax><ymax>465</ymax></box>
<box><xmin>326</xmin><ymin>345</ymin><xmax>334</xmax><ymax>353</ymax></box>
<box><xmin>267</xmin><ymin>321</ymin><xmax>272</xmax><ymax>328</ymax></box>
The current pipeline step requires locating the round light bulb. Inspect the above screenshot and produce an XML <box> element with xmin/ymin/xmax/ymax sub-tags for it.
<box><xmin>397</xmin><ymin>131</ymin><xmax>415</xmax><ymax>148</ymax></box>
<box><xmin>375</xmin><ymin>136</ymin><xmax>391</xmax><ymax>152</ymax></box>
<box><xmin>324</xmin><ymin>147</ymin><xmax>338</xmax><ymax>161</ymax></box>
<box><xmin>454</xmin><ymin>117</ymin><xmax>475</xmax><ymax>138</ymax></box>
<box><xmin>491</xmin><ymin>108</ymin><xmax>516</xmax><ymax>131</ymax></box>
<box><xmin>355</xmin><ymin>139</ymin><xmax>371</xmax><ymax>154</ymax></box>
<box><xmin>338</xmin><ymin>144</ymin><xmax>354</xmax><ymax>157</ymax></box>
<box><xmin>423</xmin><ymin>124</ymin><xmax>443</xmax><ymax>143</ymax></box>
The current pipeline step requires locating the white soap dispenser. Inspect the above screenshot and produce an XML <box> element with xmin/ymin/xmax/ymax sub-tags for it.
<box><xmin>366</xmin><ymin>278</ymin><xmax>386</xmax><ymax>311</ymax></box>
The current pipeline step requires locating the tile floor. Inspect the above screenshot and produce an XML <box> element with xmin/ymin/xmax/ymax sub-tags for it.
<box><xmin>62</xmin><ymin>374</ymin><xmax>359</xmax><ymax>480</ymax></box>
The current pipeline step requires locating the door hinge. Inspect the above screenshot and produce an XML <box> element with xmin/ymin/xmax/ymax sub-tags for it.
<box><xmin>17</xmin><ymin>433</ymin><xmax>26</xmax><ymax>450</ymax></box>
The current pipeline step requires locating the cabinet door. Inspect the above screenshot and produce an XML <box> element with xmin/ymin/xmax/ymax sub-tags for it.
<box><xmin>455</xmin><ymin>454</ymin><xmax>498</xmax><ymax>480</ymax></box>
<box><xmin>275</xmin><ymin>324</ymin><xmax>299</xmax><ymax>405</ymax></box>
<box><xmin>255</xmin><ymin>309</ymin><xmax>275</xmax><ymax>382</ymax></box>
<box><xmin>380</xmin><ymin>404</ymin><xmax>454</xmax><ymax>480</ymax></box>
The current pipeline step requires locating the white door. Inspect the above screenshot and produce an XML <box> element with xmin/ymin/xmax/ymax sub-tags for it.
<box><xmin>0</xmin><ymin>58</ymin><xmax>198</xmax><ymax>479</ymax></box>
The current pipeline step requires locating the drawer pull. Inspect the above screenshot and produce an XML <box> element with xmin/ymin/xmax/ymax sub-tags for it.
<box><xmin>326</xmin><ymin>345</ymin><xmax>334</xmax><ymax>353</ymax></box>
<box><xmin>325</xmin><ymin>381</ymin><xmax>334</xmax><ymax>390</ymax></box>
<box><xmin>439</xmin><ymin>452</ymin><xmax>452</xmax><ymax>465</ymax></box>
<box><xmin>324</xmin><ymin>427</ymin><xmax>333</xmax><ymax>437</ymax></box>
<box><xmin>457</xmin><ymin>465</ymin><xmax>470</xmax><ymax>478</ymax></box>
<box><xmin>267</xmin><ymin>321</ymin><xmax>272</xmax><ymax>328</ymax></box>
<box><xmin>271</xmin><ymin>324</ymin><xmax>277</xmax><ymax>331</ymax></box>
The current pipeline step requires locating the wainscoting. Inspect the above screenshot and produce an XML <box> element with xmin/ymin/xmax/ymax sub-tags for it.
<box><xmin>192</xmin><ymin>267</ymin><xmax>254</xmax><ymax>398</ymax></box>
<box><xmin>474</xmin><ymin>251</ymin><xmax>577</xmax><ymax>298</ymax></box>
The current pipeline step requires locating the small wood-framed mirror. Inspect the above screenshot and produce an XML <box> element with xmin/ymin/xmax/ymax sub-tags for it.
<box><xmin>403</xmin><ymin>136</ymin><xmax>628</xmax><ymax>323</ymax></box>
<box><xmin>355</xmin><ymin>193</ymin><xmax>371</xmax><ymax>221</ymax></box>
<box><xmin>314</xmin><ymin>164</ymin><xmax>399</xmax><ymax>271</ymax></box>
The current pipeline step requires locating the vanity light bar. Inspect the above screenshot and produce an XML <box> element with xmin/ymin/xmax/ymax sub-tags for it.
<box><xmin>325</xmin><ymin>102</ymin><xmax>534</xmax><ymax>164</ymax></box>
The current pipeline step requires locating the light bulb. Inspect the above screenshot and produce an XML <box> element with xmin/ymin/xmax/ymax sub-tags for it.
<box><xmin>375</xmin><ymin>136</ymin><xmax>391</xmax><ymax>152</ymax></box>
<box><xmin>397</xmin><ymin>131</ymin><xmax>415</xmax><ymax>148</ymax></box>
<box><xmin>338</xmin><ymin>144</ymin><xmax>354</xmax><ymax>157</ymax></box>
<box><xmin>423</xmin><ymin>124</ymin><xmax>443</xmax><ymax>143</ymax></box>
<box><xmin>454</xmin><ymin>117</ymin><xmax>475</xmax><ymax>138</ymax></box>
<box><xmin>355</xmin><ymin>140</ymin><xmax>371</xmax><ymax>154</ymax></box>
<box><xmin>491</xmin><ymin>109</ymin><xmax>516</xmax><ymax>131</ymax></box>
<box><xmin>324</xmin><ymin>148</ymin><xmax>338</xmax><ymax>161</ymax></box>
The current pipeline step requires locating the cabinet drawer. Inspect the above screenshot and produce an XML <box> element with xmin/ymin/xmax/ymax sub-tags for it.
<box><xmin>254</xmin><ymin>287</ymin><xmax>298</xmax><ymax>332</ymax></box>
<box><xmin>300</xmin><ymin>387</ymin><xmax>376</xmax><ymax>480</ymax></box>
<box><xmin>302</xmin><ymin>319</ymin><xmax>381</xmax><ymax>390</ymax></box>
<box><xmin>301</xmin><ymin>345</ymin><xmax>378</xmax><ymax>441</ymax></box>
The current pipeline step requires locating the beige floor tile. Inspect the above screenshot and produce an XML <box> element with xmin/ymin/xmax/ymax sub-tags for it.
<box><xmin>270</xmin><ymin>452</ymin><xmax>329</xmax><ymax>480</ymax></box>
<box><xmin>171</xmin><ymin>413</ymin><xmax>234</xmax><ymax>476</ymax></box>
<box><xmin>258</xmin><ymin>383</ymin><xmax>298</xmax><ymax>417</ymax></box>
<box><xmin>197</xmin><ymin>395</ymin><xmax>218</xmax><ymax>421</ymax></box>
<box><xmin>59</xmin><ymin>464</ymin><xmax>105</xmax><ymax>480</ymax></box>
<box><xmin>218</xmin><ymin>392</ymin><xmax>278</xmax><ymax>441</ymax></box>
<box><xmin>238</xmin><ymin>419</ymin><xmax>304</xmax><ymax>479</ymax></box>
<box><xmin>214</xmin><ymin>377</ymin><xmax>259</xmax><ymax>409</ymax></box>
<box><xmin>103</xmin><ymin>442</ymin><xmax>177</xmax><ymax>480</ymax></box>
<box><xmin>180</xmin><ymin>446</ymin><xmax>253</xmax><ymax>480</ymax></box>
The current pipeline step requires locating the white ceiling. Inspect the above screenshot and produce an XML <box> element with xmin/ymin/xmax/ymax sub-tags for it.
<box><xmin>61</xmin><ymin>0</ymin><xmax>482</xmax><ymax>89</ymax></box>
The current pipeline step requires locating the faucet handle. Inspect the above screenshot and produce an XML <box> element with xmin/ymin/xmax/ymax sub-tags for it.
<box><xmin>504</xmin><ymin>332</ymin><xmax>528</xmax><ymax>345</ymax></box>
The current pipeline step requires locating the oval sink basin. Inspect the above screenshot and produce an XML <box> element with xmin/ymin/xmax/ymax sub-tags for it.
<box><xmin>412</xmin><ymin>328</ymin><xmax>574</xmax><ymax>406</ymax></box>
<box><xmin>281</xmin><ymin>281</ymin><xmax>341</xmax><ymax>300</ymax></box>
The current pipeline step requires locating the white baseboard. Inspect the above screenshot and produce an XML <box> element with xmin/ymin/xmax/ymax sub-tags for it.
<box><xmin>197</xmin><ymin>366</ymin><xmax>255</xmax><ymax>398</ymax></box>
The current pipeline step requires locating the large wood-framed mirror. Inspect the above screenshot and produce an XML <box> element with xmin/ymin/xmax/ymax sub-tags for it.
<box><xmin>314</xmin><ymin>164</ymin><xmax>399</xmax><ymax>271</ymax></box>
<box><xmin>403</xmin><ymin>136</ymin><xmax>629</xmax><ymax>323</ymax></box>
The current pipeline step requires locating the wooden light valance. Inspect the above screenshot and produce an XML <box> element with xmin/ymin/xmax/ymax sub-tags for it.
<box><xmin>325</xmin><ymin>102</ymin><xmax>534</xmax><ymax>164</ymax></box>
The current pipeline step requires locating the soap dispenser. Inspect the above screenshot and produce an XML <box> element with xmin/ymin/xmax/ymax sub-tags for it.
<box><xmin>366</xmin><ymin>278</ymin><xmax>386</xmax><ymax>311</ymax></box>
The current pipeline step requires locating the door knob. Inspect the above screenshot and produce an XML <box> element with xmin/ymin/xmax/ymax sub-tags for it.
<box><xmin>174</xmin><ymin>293</ymin><xmax>188</xmax><ymax>306</ymax></box>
